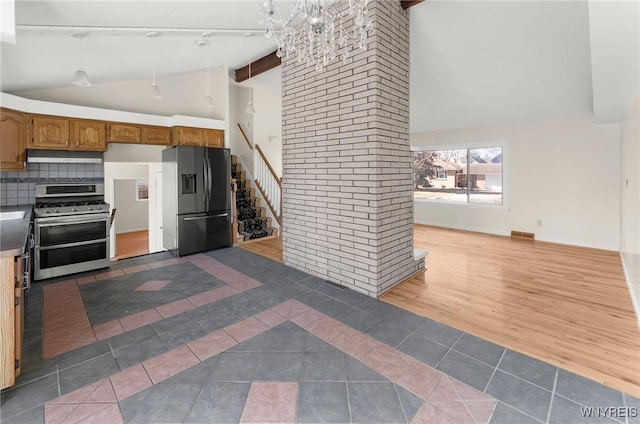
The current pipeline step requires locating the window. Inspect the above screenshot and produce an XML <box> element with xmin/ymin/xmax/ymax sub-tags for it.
<box><xmin>135</xmin><ymin>180</ymin><xmax>149</xmax><ymax>201</ymax></box>
<box><xmin>435</xmin><ymin>169</ymin><xmax>448</xmax><ymax>179</ymax></box>
<box><xmin>413</xmin><ymin>146</ymin><xmax>503</xmax><ymax>205</ymax></box>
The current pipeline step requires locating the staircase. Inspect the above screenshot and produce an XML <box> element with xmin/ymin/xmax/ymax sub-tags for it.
<box><xmin>232</xmin><ymin>155</ymin><xmax>275</xmax><ymax>242</ymax></box>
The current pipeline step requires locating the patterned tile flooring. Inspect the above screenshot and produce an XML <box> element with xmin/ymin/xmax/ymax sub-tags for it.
<box><xmin>1</xmin><ymin>248</ymin><xmax>638</xmax><ymax>423</ymax></box>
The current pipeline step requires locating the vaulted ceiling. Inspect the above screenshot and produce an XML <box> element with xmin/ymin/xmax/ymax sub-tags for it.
<box><xmin>1</xmin><ymin>1</ymin><xmax>638</xmax><ymax>133</ymax></box>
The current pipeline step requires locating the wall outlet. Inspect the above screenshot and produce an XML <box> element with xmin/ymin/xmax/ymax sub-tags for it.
<box><xmin>536</xmin><ymin>219</ymin><xmax>543</xmax><ymax>227</ymax></box>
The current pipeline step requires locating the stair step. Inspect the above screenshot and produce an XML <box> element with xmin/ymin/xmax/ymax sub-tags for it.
<box><xmin>232</xmin><ymin>155</ymin><xmax>274</xmax><ymax>243</ymax></box>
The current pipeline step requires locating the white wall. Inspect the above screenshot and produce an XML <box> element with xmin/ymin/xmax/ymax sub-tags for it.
<box><xmin>229</xmin><ymin>82</ymin><xmax>255</xmax><ymax>173</ymax></box>
<box><xmin>412</xmin><ymin>117</ymin><xmax>621</xmax><ymax>250</ymax></box>
<box><xmin>16</xmin><ymin>65</ymin><xmax>229</xmax><ymax>122</ymax></box>
<box><xmin>113</xmin><ymin>179</ymin><xmax>149</xmax><ymax>233</ymax></box>
<box><xmin>252</xmin><ymin>66</ymin><xmax>282</xmax><ymax>176</ymax></box>
<box><xmin>620</xmin><ymin>91</ymin><xmax>640</xmax><ymax>322</ymax></box>
<box><xmin>104</xmin><ymin>143</ymin><xmax>166</xmax><ymax>163</ymax></box>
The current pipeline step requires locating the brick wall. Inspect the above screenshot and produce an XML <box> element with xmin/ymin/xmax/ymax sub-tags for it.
<box><xmin>281</xmin><ymin>0</ymin><xmax>424</xmax><ymax>297</ymax></box>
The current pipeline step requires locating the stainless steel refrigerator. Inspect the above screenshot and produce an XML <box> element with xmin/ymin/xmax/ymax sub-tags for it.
<box><xmin>162</xmin><ymin>146</ymin><xmax>232</xmax><ymax>256</ymax></box>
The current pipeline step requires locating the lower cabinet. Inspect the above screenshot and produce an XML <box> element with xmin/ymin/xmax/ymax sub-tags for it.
<box><xmin>0</xmin><ymin>254</ymin><xmax>25</xmax><ymax>390</ymax></box>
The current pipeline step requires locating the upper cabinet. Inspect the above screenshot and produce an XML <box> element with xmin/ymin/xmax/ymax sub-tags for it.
<box><xmin>205</xmin><ymin>129</ymin><xmax>224</xmax><ymax>148</ymax></box>
<box><xmin>172</xmin><ymin>127</ymin><xmax>224</xmax><ymax>147</ymax></box>
<box><xmin>30</xmin><ymin>116</ymin><xmax>70</xmax><ymax>149</ymax></box>
<box><xmin>108</xmin><ymin>123</ymin><xmax>141</xmax><ymax>143</ymax></box>
<box><xmin>28</xmin><ymin>116</ymin><xmax>107</xmax><ymax>151</ymax></box>
<box><xmin>0</xmin><ymin>108</ymin><xmax>27</xmax><ymax>171</ymax></box>
<box><xmin>172</xmin><ymin>127</ymin><xmax>203</xmax><ymax>146</ymax></box>
<box><xmin>142</xmin><ymin>126</ymin><xmax>171</xmax><ymax>145</ymax></box>
<box><xmin>72</xmin><ymin>120</ymin><xmax>106</xmax><ymax>151</ymax></box>
<box><xmin>108</xmin><ymin>123</ymin><xmax>172</xmax><ymax>145</ymax></box>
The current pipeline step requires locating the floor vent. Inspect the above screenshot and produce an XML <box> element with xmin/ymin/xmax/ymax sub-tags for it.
<box><xmin>325</xmin><ymin>280</ymin><xmax>345</xmax><ymax>290</ymax></box>
<box><xmin>511</xmin><ymin>230</ymin><xmax>535</xmax><ymax>241</ymax></box>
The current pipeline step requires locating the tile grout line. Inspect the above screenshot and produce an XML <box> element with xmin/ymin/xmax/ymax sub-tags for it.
<box><xmin>392</xmin><ymin>381</ymin><xmax>412</xmax><ymax>423</ymax></box>
<box><xmin>433</xmin><ymin>332</ymin><xmax>463</xmax><ymax>369</ymax></box>
<box><xmin>545</xmin><ymin>368</ymin><xmax>559</xmax><ymax>424</ymax></box>
<box><xmin>499</xmin><ymin>400</ymin><xmax>547</xmax><ymax>424</ymax></box>
<box><xmin>483</xmin><ymin>348</ymin><xmax>506</xmax><ymax>392</ymax></box>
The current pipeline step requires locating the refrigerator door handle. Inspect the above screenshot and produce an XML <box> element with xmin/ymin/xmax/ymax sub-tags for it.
<box><xmin>206</xmin><ymin>157</ymin><xmax>213</xmax><ymax>206</ymax></box>
<box><xmin>183</xmin><ymin>213</ymin><xmax>229</xmax><ymax>221</ymax></box>
<box><xmin>202</xmin><ymin>157</ymin><xmax>209</xmax><ymax>205</ymax></box>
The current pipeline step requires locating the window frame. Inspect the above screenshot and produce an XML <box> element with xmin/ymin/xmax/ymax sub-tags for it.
<box><xmin>411</xmin><ymin>141</ymin><xmax>509</xmax><ymax>209</ymax></box>
<box><xmin>435</xmin><ymin>169</ymin><xmax>448</xmax><ymax>179</ymax></box>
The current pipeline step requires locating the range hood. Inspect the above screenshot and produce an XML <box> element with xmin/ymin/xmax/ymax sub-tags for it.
<box><xmin>27</xmin><ymin>149</ymin><xmax>103</xmax><ymax>164</ymax></box>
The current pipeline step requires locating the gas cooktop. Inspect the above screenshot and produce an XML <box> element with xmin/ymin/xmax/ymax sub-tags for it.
<box><xmin>34</xmin><ymin>183</ymin><xmax>109</xmax><ymax>218</ymax></box>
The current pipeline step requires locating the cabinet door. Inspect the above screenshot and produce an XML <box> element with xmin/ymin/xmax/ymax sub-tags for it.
<box><xmin>0</xmin><ymin>109</ymin><xmax>26</xmax><ymax>171</ymax></box>
<box><xmin>142</xmin><ymin>126</ymin><xmax>171</xmax><ymax>145</ymax></box>
<box><xmin>13</xmin><ymin>254</ymin><xmax>24</xmax><ymax>379</ymax></box>
<box><xmin>173</xmin><ymin>127</ymin><xmax>203</xmax><ymax>146</ymax></box>
<box><xmin>108</xmin><ymin>123</ymin><xmax>141</xmax><ymax>143</ymax></box>
<box><xmin>31</xmin><ymin>116</ymin><xmax>70</xmax><ymax>149</ymax></box>
<box><xmin>204</xmin><ymin>129</ymin><xmax>224</xmax><ymax>148</ymax></box>
<box><xmin>73</xmin><ymin>119</ymin><xmax>106</xmax><ymax>151</ymax></box>
<box><xmin>0</xmin><ymin>257</ymin><xmax>17</xmax><ymax>389</ymax></box>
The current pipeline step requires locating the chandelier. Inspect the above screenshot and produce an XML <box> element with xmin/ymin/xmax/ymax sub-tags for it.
<box><xmin>259</xmin><ymin>0</ymin><xmax>372</xmax><ymax>71</ymax></box>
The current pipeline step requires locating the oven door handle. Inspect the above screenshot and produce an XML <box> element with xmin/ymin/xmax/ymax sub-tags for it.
<box><xmin>35</xmin><ymin>238</ymin><xmax>109</xmax><ymax>251</ymax></box>
<box><xmin>35</xmin><ymin>215</ymin><xmax>110</xmax><ymax>226</ymax></box>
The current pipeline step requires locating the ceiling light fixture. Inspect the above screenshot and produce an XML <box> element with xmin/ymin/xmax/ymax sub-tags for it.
<box><xmin>146</xmin><ymin>32</ymin><xmax>162</xmax><ymax>99</ymax></box>
<box><xmin>259</xmin><ymin>0</ymin><xmax>371</xmax><ymax>72</ymax></box>
<box><xmin>245</xmin><ymin>59</ymin><xmax>256</xmax><ymax>115</ymax></box>
<box><xmin>71</xmin><ymin>31</ymin><xmax>92</xmax><ymax>87</ymax></box>
<box><xmin>199</xmin><ymin>34</ymin><xmax>214</xmax><ymax>108</ymax></box>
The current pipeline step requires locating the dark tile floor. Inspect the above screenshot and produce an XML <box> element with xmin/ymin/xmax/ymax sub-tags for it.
<box><xmin>1</xmin><ymin>247</ymin><xmax>638</xmax><ymax>423</ymax></box>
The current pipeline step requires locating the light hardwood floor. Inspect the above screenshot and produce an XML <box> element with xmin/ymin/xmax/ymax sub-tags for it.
<box><xmin>240</xmin><ymin>226</ymin><xmax>640</xmax><ymax>397</ymax></box>
<box><xmin>113</xmin><ymin>230</ymin><xmax>149</xmax><ymax>260</ymax></box>
<box><xmin>239</xmin><ymin>236</ymin><xmax>283</xmax><ymax>263</ymax></box>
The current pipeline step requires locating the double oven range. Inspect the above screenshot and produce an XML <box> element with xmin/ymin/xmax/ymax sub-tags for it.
<box><xmin>33</xmin><ymin>183</ymin><xmax>111</xmax><ymax>281</ymax></box>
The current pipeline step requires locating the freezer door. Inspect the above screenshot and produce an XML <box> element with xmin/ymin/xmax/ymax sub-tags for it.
<box><xmin>205</xmin><ymin>148</ymin><xmax>231</xmax><ymax>213</ymax></box>
<box><xmin>176</xmin><ymin>212</ymin><xmax>231</xmax><ymax>256</ymax></box>
<box><xmin>176</xmin><ymin>146</ymin><xmax>207</xmax><ymax>215</ymax></box>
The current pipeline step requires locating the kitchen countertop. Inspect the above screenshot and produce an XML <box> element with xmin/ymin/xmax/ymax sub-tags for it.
<box><xmin>0</xmin><ymin>205</ymin><xmax>33</xmax><ymax>257</ymax></box>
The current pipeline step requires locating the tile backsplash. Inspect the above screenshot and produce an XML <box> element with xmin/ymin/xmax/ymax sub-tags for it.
<box><xmin>0</xmin><ymin>163</ymin><xmax>104</xmax><ymax>206</ymax></box>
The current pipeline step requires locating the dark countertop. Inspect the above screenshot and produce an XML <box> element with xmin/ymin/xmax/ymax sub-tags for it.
<box><xmin>0</xmin><ymin>205</ymin><xmax>33</xmax><ymax>257</ymax></box>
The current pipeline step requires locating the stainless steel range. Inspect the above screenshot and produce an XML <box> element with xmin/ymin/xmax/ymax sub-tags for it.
<box><xmin>33</xmin><ymin>183</ymin><xmax>110</xmax><ymax>280</ymax></box>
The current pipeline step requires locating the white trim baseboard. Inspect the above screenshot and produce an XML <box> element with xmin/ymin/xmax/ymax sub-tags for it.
<box><xmin>620</xmin><ymin>252</ymin><xmax>640</xmax><ymax>328</ymax></box>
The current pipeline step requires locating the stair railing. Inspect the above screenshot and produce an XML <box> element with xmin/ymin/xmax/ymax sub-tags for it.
<box><xmin>230</xmin><ymin>178</ymin><xmax>238</xmax><ymax>246</ymax></box>
<box><xmin>237</xmin><ymin>123</ymin><xmax>282</xmax><ymax>226</ymax></box>
<box><xmin>254</xmin><ymin>144</ymin><xmax>282</xmax><ymax>225</ymax></box>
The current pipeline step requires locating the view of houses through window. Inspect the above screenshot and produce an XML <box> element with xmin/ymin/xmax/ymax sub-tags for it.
<box><xmin>413</xmin><ymin>147</ymin><xmax>503</xmax><ymax>205</ymax></box>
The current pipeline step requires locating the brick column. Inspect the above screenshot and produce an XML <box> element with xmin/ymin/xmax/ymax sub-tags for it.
<box><xmin>281</xmin><ymin>0</ymin><xmax>423</xmax><ymax>297</ymax></box>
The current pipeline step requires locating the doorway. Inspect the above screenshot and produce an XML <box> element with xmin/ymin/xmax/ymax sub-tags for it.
<box><xmin>112</xmin><ymin>179</ymin><xmax>150</xmax><ymax>260</ymax></box>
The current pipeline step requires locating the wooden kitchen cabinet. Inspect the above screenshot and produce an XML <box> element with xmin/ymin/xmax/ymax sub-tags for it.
<box><xmin>30</xmin><ymin>115</ymin><xmax>70</xmax><ymax>149</ymax></box>
<box><xmin>172</xmin><ymin>126</ymin><xmax>204</xmax><ymax>146</ymax></box>
<box><xmin>72</xmin><ymin>119</ymin><xmax>106</xmax><ymax>151</ymax></box>
<box><xmin>0</xmin><ymin>108</ymin><xmax>26</xmax><ymax>171</ymax></box>
<box><xmin>108</xmin><ymin>123</ymin><xmax>141</xmax><ymax>143</ymax></box>
<box><xmin>204</xmin><ymin>129</ymin><xmax>224</xmax><ymax>148</ymax></box>
<box><xmin>172</xmin><ymin>127</ymin><xmax>224</xmax><ymax>147</ymax></box>
<box><xmin>142</xmin><ymin>126</ymin><xmax>171</xmax><ymax>145</ymax></box>
<box><xmin>1</xmin><ymin>254</ymin><xmax>25</xmax><ymax>390</ymax></box>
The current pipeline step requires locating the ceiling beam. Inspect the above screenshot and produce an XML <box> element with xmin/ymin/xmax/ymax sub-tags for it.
<box><xmin>235</xmin><ymin>51</ymin><xmax>281</xmax><ymax>83</ymax></box>
<box><xmin>401</xmin><ymin>0</ymin><xmax>424</xmax><ymax>9</ymax></box>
